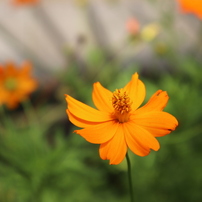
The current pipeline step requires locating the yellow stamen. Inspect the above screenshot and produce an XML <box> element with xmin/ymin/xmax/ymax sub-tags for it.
<box><xmin>4</xmin><ymin>78</ymin><xmax>17</xmax><ymax>91</ymax></box>
<box><xmin>112</xmin><ymin>89</ymin><xmax>132</xmax><ymax>123</ymax></box>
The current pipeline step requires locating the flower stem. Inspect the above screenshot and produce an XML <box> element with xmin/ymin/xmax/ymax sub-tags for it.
<box><xmin>126</xmin><ymin>152</ymin><xmax>134</xmax><ymax>202</ymax></box>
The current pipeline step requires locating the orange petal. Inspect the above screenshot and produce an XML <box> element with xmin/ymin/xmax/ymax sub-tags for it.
<box><xmin>18</xmin><ymin>78</ymin><xmax>38</xmax><ymax>93</ymax></box>
<box><xmin>99</xmin><ymin>124</ymin><xmax>127</xmax><ymax>165</ymax></box>
<box><xmin>123</xmin><ymin>123</ymin><xmax>150</xmax><ymax>156</ymax></box>
<box><xmin>74</xmin><ymin>121</ymin><xmax>119</xmax><ymax>144</ymax></box>
<box><xmin>0</xmin><ymin>66</ymin><xmax>4</xmax><ymax>75</ymax></box>
<box><xmin>65</xmin><ymin>94</ymin><xmax>112</xmax><ymax>123</ymax></box>
<box><xmin>5</xmin><ymin>93</ymin><xmax>20</xmax><ymax>109</ymax></box>
<box><xmin>123</xmin><ymin>73</ymin><xmax>146</xmax><ymax>110</ymax></box>
<box><xmin>177</xmin><ymin>0</ymin><xmax>202</xmax><ymax>18</ymax></box>
<box><xmin>5</xmin><ymin>62</ymin><xmax>17</xmax><ymax>77</ymax></box>
<box><xmin>20</xmin><ymin>61</ymin><xmax>32</xmax><ymax>76</ymax></box>
<box><xmin>13</xmin><ymin>0</ymin><xmax>39</xmax><ymax>6</ymax></box>
<box><xmin>124</xmin><ymin>121</ymin><xmax>160</xmax><ymax>156</ymax></box>
<box><xmin>67</xmin><ymin>109</ymin><xmax>103</xmax><ymax>128</ymax></box>
<box><xmin>132</xmin><ymin>111</ymin><xmax>178</xmax><ymax>137</ymax></box>
<box><xmin>92</xmin><ymin>82</ymin><xmax>113</xmax><ymax>113</ymax></box>
<box><xmin>136</xmin><ymin>90</ymin><xmax>169</xmax><ymax>113</ymax></box>
<box><xmin>0</xmin><ymin>88</ymin><xmax>9</xmax><ymax>104</ymax></box>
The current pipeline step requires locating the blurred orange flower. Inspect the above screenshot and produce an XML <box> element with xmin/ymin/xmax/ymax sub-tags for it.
<box><xmin>0</xmin><ymin>62</ymin><xmax>38</xmax><ymax>109</ymax></box>
<box><xmin>177</xmin><ymin>0</ymin><xmax>202</xmax><ymax>19</ymax></box>
<box><xmin>65</xmin><ymin>73</ymin><xmax>178</xmax><ymax>165</ymax></box>
<box><xmin>12</xmin><ymin>0</ymin><xmax>39</xmax><ymax>6</ymax></box>
<box><xmin>126</xmin><ymin>18</ymin><xmax>140</xmax><ymax>35</ymax></box>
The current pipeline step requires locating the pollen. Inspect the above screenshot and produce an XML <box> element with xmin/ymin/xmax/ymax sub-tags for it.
<box><xmin>112</xmin><ymin>89</ymin><xmax>132</xmax><ymax>123</ymax></box>
<box><xmin>4</xmin><ymin>78</ymin><xmax>17</xmax><ymax>91</ymax></box>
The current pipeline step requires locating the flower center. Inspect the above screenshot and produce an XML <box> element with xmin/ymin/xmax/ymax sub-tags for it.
<box><xmin>4</xmin><ymin>78</ymin><xmax>17</xmax><ymax>91</ymax></box>
<box><xmin>112</xmin><ymin>89</ymin><xmax>132</xmax><ymax>123</ymax></box>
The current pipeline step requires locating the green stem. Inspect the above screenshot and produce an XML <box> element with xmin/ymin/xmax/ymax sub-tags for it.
<box><xmin>126</xmin><ymin>152</ymin><xmax>134</xmax><ymax>202</ymax></box>
<box><xmin>22</xmin><ymin>99</ymin><xmax>40</xmax><ymax>128</ymax></box>
<box><xmin>21</xmin><ymin>99</ymin><xmax>42</xmax><ymax>140</ymax></box>
<box><xmin>0</xmin><ymin>106</ymin><xmax>15</xmax><ymax>136</ymax></box>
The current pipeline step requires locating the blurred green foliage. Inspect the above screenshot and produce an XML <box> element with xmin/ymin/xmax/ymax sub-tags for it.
<box><xmin>1</xmin><ymin>47</ymin><xmax>202</xmax><ymax>202</ymax></box>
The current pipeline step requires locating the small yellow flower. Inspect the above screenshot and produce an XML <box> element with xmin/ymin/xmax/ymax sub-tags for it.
<box><xmin>141</xmin><ymin>23</ymin><xmax>160</xmax><ymax>42</ymax></box>
<box><xmin>65</xmin><ymin>73</ymin><xmax>178</xmax><ymax>165</ymax></box>
<box><xmin>0</xmin><ymin>62</ymin><xmax>38</xmax><ymax>109</ymax></box>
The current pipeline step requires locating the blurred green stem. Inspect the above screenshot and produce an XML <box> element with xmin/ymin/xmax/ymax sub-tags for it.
<box><xmin>0</xmin><ymin>106</ymin><xmax>15</xmax><ymax>135</ymax></box>
<box><xmin>126</xmin><ymin>152</ymin><xmax>134</xmax><ymax>202</ymax></box>
<box><xmin>22</xmin><ymin>99</ymin><xmax>41</xmax><ymax>135</ymax></box>
<box><xmin>22</xmin><ymin>99</ymin><xmax>35</xmax><ymax>121</ymax></box>
<box><xmin>0</xmin><ymin>153</ymin><xmax>30</xmax><ymax>180</ymax></box>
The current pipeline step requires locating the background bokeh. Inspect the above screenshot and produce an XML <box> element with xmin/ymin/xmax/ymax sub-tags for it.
<box><xmin>0</xmin><ymin>0</ymin><xmax>202</xmax><ymax>201</ymax></box>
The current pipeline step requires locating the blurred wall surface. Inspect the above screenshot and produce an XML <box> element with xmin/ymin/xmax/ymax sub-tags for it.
<box><xmin>0</xmin><ymin>0</ymin><xmax>200</xmax><ymax>74</ymax></box>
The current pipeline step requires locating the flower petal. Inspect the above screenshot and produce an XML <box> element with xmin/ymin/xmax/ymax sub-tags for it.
<box><xmin>20</xmin><ymin>61</ymin><xmax>32</xmax><ymax>76</ymax></box>
<box><xmin>123</xmin><ymin>73</ymin><xmax>146</xmax><ymax>110</ymax></box>
<box><xmin>136</xmin><ymin>90</ymin><xmax>169</xmax><ymax>113</ymax></box>
<box><xmin>132</xmin><ymin>111</ymin><xmax>178</xmax><ymax>137</ymax></box>
<box><xmin>67</xmin><ymin>109</ymin><xmax>102</xmax><ymax>128</ymax></box>
<box><xmin>124</xmin><ymin>121</ymin><xmax>160</xmax><ymax>156</ymax></box>
<box><xmin>18</xmin><ymin>78</ymin><xmax>38</xmax><ymax>93</ymax></box>
<box><xmin>2</xmin><ymin>92</ymin><xmax>21</xmax><ymax>109</ymax></box>
<box><xmin>66</xmin><ymin>94</ymin><xmax>112</xmax><ymax>123</ymax></box>
<box><xmin>99</xmin><ymin>124</ymin><xmax>127</xmax><ymax>165</ymax></box>
<box><xmin>92</xmin><ymin>82</ymin><xmax>113</xmax><ymax>113</ymax></box>
<box><xmin>177</xmin><ymin>0</ymin><xmax>202</xmax><ymax>19</ymax></box>
<box><xmin>74</xmin><ymin>121</ymin><xmax>119</xmax><ymax>144</ymax></box>
<box><xmin>123</xmin><ymin>124</ymin><xmax>150</xmax><ymax>156</ymax></box>
<box><xmin>5</xmin><ymin>62</ymin><xmax>17</xmax><ymax>77</ymax></box>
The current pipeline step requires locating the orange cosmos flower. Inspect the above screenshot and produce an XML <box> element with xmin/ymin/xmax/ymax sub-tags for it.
<box><xmin>177</xmin><ymin>0</ymin><xmax>202</xmax><ymax>19</ymax></box>
<box><xmin>65</xmin><ymin>73</ymin><xmax>178</xmax><ymax>165</ymax></box>
<box><xmin>0</xmin><ymin>62</ymin><xmax>38</xmax><ymax>109</ymax></box>
<box><xmin>12</xmin><ymin>0</ymin><xmax>39</xmax><ymax>6</ymax></box>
